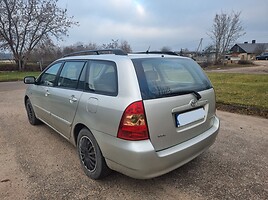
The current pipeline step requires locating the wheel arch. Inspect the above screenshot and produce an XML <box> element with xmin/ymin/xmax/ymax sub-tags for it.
<box><xmin>73</xmin><ymin>123</ymin><xmax>109</xmax><ymax>160</ymax></box>
<box><xmin>73</xmin><ymin>123</ymin><xmax>88</xmax><ymax>146</ymax></box>
<box><xmin>24</xmin><ymin>95</ymin><xmax>29</xmax><ymax>105</ymax></box>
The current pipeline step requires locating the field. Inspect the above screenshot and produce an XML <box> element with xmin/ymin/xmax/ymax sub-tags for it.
<box><xmin>207</xmin><ymin>72</ymin><xmax>268</xmax><ymax>117</ymax></box>
<box><xmin>0</xmin><ymin>71</ymin><xmax>40</xmax><ymax>82</ymax></box>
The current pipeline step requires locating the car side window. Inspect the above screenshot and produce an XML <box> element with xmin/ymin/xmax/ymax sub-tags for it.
<box><xmin>86</xmin><ymin>60</ymin><xmax>117</xmax><ymax>96</ymax></box>
<box><xmin>39</xmin><ymin>62</ymin><xmax>62</xmax><ymax>86</ymax></box>
<box><xmin>58</xmin><ymin>61</ymin><xmax>85</xmax><ymax>89</ymax></box>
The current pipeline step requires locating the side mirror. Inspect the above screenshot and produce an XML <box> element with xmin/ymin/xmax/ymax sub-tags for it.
<box><xmin>24</xmin><ymin>76</ymin><xmax>36</xmax><ymax>84</ymax></box>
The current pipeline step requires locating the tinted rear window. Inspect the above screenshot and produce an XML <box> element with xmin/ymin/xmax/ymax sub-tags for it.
<box><xmin>132</xmin><ymin>58</ymin><xmax>212</xmax><ymax>100</ymax></box>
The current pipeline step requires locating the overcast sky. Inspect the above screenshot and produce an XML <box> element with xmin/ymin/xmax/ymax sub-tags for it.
<box><xmin>57</xmin><ymin>0</ymin><xmax>268</xmax><ymax>51</ymax></box>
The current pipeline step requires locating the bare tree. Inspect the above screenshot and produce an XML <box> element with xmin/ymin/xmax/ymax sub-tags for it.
<box><xmin>120</xmin><ymin>40</ymin><xmax>132</xmax><ymax>53</ymax></box>
<box><xmin>102</xmin><ymin>39</ymin><xmax>132</xmax><ymax>53</ymax></box>
<box><xmin>203</xmin><ymin>45</ymin><xmax>215</xmax><ymax>63</ymax></box>
<box><xmin>160</xmin><ymin>46</ymin><xmax>172</xmax><ymax>52</ymax></box>
<box><xmin>254</xmin><ymin>44</ymin><xmax>266</xmax><ymax>56</ymax></box>
<box><xmin>28</xmin><ymin>38</ymin><xmax>61</xmax><ymax>70</ymax></box>
<box><xmin>85</xmin><ymin>42</ymin><xmax>98</xmax><ymax>51</ymax></box>
<box><xmin>0</xmin><ymin>0</ymin><xmax>78</xmax><ymax>70</ymax></box>
<box><xmin>102</xmin><ymin>39</ymin><xmax>119</xmax><ymax>49</ymax></box>
<box><xmin>208</xmin><ymin>11</ymin><xmax>245</xmax><ymax>63</ymax></box>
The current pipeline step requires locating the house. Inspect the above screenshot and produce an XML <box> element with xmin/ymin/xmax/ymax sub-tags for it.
<box><xmin>230</xmin><ymin>40</ymin><xmax>268</xmax><ymax>60</ymax></box>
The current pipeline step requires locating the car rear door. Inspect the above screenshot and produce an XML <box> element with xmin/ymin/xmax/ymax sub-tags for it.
<box><xmin>48</xmin><ymin>61</ymin><xmax>86</xmax><ymax>138</ymax></box>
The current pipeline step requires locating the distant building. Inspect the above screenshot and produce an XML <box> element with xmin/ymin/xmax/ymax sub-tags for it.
<box><xmin>230</xmin><ymin>40</ymin><xmax>268</xmax><ymax>60</ymax></box>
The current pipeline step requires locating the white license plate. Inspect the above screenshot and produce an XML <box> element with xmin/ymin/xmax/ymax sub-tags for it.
<box><xmin>176</xmin><ymin>108</ymin><xmax>205</xmax><ymax>127</ymax></box>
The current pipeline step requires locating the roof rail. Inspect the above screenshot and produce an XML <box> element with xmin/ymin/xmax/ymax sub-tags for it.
<box><xmin>63</xmin><ymin>49</ymin><xmax>128</xmax><ymax>57</ymax></box>
<box><xmin>133</xmin><ymin>51</ymin><xmax>178</xmax><ymax>56</ymax></box>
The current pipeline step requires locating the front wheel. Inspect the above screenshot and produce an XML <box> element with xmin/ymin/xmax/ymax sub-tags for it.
<box><xmin>77</xmin><ymin>128</ymin><xmax>111</xmax><ymax>180</ymax></box>
<box><xmin>25</xmin><ymin>99</ymin><xmax>41</xmax><ymax>125</ymax></box>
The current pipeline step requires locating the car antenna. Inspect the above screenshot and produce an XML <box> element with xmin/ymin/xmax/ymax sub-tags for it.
<box><xmin>146</xmin><ymin>46</ymin><xmax>151</xmax><ymax>54</ymax></box>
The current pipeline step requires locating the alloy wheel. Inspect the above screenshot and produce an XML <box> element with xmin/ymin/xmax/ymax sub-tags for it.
<box><xmin>79</xmin><ymin>136</ymin><xmax>97</xmax><ymax>172</ymax></box>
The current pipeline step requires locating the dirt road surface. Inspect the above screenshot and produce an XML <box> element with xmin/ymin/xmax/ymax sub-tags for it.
<box><xmin>206</xmin><ymin>60</ymin><xmax>268</xmax><ymax>74</ymax></box>
<box><xmin>0</xmin><ymin>82</ymin><xmax>267</xmax><ymax>200</ymax></box>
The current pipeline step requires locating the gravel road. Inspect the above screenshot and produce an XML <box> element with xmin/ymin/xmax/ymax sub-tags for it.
<box><xmin>206</xmin><ymin>60</ymin><xmax>268</xmax><ymax>74</ymax></box>
<box><xmin>0</xmin><ymin>82</ymin><xmax>267</xmax><ymax>200</ymax></box>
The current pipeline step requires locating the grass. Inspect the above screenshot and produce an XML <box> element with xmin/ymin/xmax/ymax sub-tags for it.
<box><xmin>207</xmin><ymin>72</ymin><xmax>268</xmax><ymax>117</ymax></box>
<box><xmin>0</xmin><ymin>71</ymin><xmax>41</xmax><ymax>82</ymax></box>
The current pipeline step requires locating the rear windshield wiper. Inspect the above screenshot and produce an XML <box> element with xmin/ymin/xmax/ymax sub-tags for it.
<box><xmin>159</xmin><ymin>90</ymin><xmax>202</xmax><ymax>100</ymax></box>
<box><xmin>178</xmin><ymin>90</ymin><xmax>202</xmax><ymax>100</ymax></box>
<box><xmin>191</xmin><ymin>90</ymin><xmax>202</xmax><ymax>100</ymax></box>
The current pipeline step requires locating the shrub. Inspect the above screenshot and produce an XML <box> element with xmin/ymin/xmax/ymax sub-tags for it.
<box><xmin>238</xmin><ymin>60</ymin><xmax>253</xmax><ymax>65</ymax></box>
<box><xmin>198</xmin><ymin>61</ymin><xmax>213</xmax><ymax>68</ymax></box>
<box><xmin>0</xmin><ymin>62</ymin><xmax>49</xmax><ymax>71</ymax></box>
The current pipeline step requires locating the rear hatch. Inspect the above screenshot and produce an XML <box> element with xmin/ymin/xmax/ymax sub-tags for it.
<box><xmin>132</xmin><ymin>56</ymin><xmax>216</xmax><ymax>151</ymax></box>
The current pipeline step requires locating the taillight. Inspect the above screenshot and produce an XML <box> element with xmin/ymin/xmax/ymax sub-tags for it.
<box><xmin>117</xmin><ymin>101</ymin><xmax>149</xmax><ymax>141</ymax></box>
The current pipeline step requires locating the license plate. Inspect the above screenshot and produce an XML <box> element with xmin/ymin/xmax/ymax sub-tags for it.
<box><xmin>176</xmin><ymin>108</ymin><xmax>205</xmax><ymax>127</ymax></box>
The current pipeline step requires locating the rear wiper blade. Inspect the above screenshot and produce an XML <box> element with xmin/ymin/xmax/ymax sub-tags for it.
<box><xmin>165</xmin><ymin>90</ymin><xmax>202</xmax><ymax>100</ymax></box>
<box><xmin>191</xmin><ymin>90</ymin><xmax>202</xmax><ymax>100</ymax></box>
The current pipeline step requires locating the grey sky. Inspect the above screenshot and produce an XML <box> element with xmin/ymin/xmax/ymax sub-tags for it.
<box><xmin>57</xmin><ymin>0</ymin><xmax>268</xmax><ymax>51</ymax></box>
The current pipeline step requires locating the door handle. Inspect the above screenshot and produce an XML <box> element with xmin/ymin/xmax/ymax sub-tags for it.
<box><xmin>69</xmin><ymin>95</ymin><xmax>78</xmax><ymax>103</ymax></box>
<box><xmin>45</xmin><ymin>89</ymin><xmax>50</xmax><ymax>96</ymax></box>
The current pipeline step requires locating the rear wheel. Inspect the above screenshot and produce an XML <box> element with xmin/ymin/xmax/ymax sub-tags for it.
<box><xmin>25</xmin><ymin>99</ymin><xmax>41</xmax><ymax>125</ymax></box>
<box><xmin>77</xmin><ymin>128</ymin><xmax>111</xmax><ymax>180</ymax></box>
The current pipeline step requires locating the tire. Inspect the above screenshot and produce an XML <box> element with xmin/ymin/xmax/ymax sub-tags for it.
<box><xmin>77</xmin><ymin>128</ymin><xmax>111</xmax><ymax>180</ymax></box>
<box><xmin>25</xmin><ymin>99</ymin><xmax>41</xmax><ymax>125</ymax></box>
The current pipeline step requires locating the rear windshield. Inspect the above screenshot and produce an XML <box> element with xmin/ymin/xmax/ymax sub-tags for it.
<box><xmin>132</xmin><ymin>57</ymin><xmax>212</xmax><ymax>100</ymax></box>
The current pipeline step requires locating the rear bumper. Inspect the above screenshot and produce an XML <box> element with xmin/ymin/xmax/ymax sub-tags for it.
<box><xmin>95</xmin><ymin>116</ymin><xmax>220</xmax><ymax>179</ymax></box>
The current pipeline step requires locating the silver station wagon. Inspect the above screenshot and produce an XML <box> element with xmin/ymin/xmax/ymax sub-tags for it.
<box><xmin>24</xmin><ymin>49</ymin><xmax>220</xmax><ymax>179</ymax></box>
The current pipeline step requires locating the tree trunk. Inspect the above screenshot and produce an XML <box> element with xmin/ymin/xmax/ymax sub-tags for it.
<box><xmin>15</xmin><ymin>59</ymin><xmax>24</xmax><ymax>71</ymax></box>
